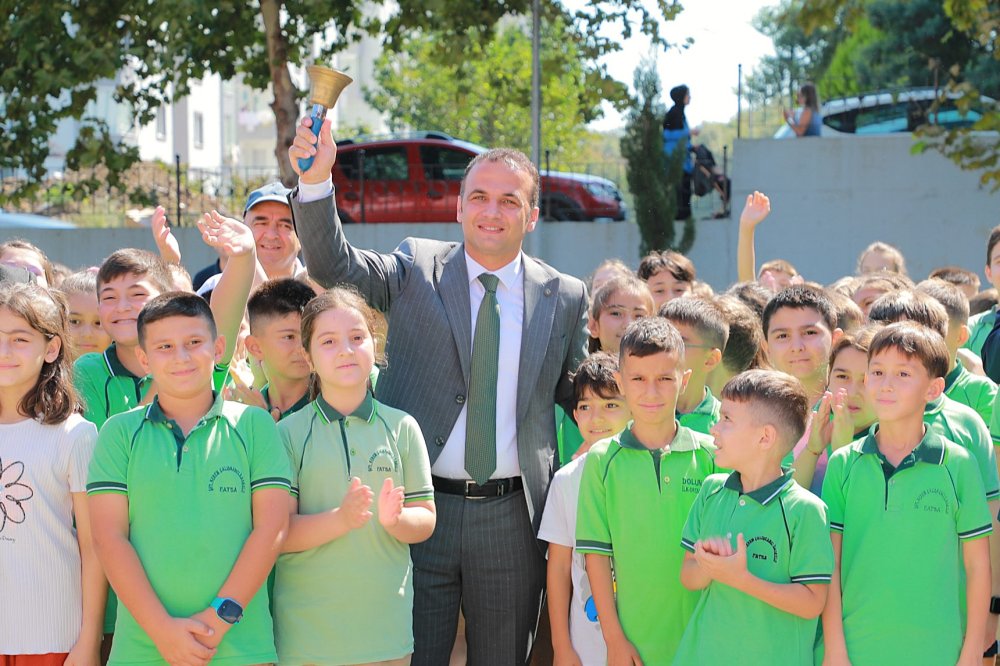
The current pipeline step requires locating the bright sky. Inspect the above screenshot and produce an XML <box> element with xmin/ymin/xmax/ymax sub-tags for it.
<box><xmin>584</xmin><ymin>0</ymin><xmax>780</xmax><ymax>131</ymax></box>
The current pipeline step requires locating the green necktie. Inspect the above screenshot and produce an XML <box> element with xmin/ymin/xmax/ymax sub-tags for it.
<box><xmin>466</xmin><ymin>273</ymin><xmax>501</xmax><ymax>485</ymax></box>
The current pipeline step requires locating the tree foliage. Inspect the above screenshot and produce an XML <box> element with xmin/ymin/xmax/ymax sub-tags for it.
<box><xmin>620</xmin><ymin>59</ymin><xmax>693</xmax><ymax>256</ymax></box>
<box><xmin>1</xmin><ymin>0</ymin><xmax>682</xmax><ymax>205</ymax></box>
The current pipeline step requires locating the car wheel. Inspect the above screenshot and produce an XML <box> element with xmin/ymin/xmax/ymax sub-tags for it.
<box><xmin>541</xmin><ymin>197</ymin><xmax>585</xmax><ymax>222</ymax></box>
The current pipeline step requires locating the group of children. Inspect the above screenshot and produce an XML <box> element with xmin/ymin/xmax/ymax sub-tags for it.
<box><xmin>5</xmin><ymin>186</ymin><xmax>1000</xmax><ymax>666</ymax></box>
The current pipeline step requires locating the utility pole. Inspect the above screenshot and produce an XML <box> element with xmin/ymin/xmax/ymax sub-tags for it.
<box><xmin>530</xmin><ymin>0</ymin><xmax>541</xmax><ymax>168</ymax></box>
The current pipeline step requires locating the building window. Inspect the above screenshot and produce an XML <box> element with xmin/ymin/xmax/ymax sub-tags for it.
<box><xmin>155</xmin><ymin>105</ymin><xmax>167</xmax><ymax>141</ymax></box>
<box><xmin>193</xmin><ymin>112</ymin><xmax>204</xmax><ymax>149</ymax></box>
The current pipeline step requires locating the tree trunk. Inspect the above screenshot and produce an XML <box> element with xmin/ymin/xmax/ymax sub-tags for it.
<box><xmin>260</xmin><ymin>0</ymin><xmax>300</xmax><ymax>187</ymax></box>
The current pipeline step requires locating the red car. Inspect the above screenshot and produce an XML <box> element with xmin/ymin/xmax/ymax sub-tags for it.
<box><xmin>331</xmin><ymin>133</ymin><xmax>627</xmax><ymax>223</ymax></box>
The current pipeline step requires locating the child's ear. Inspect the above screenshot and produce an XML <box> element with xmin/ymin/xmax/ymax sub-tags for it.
<box><xmin>135</xmin><ymin>346</ymin><xmax>151</xmax><ymax>375</ymax></box>
<box><xmin>679</xmin><ymin>367</ymin><xmax>692</xmax><ymax>394</ymax></box>
<box><xmin>44</xmin><ymin>336</ymin><xmax>62</xmax><ymax>364</ymax></box>
<box><xmin>831</xmin><ymin>327</ymin><xmax>845</xmax><ymax>347</ymax></box>
<box><xmin>613</xmin><ymin>370</ymin><xmax>623</xmax><ymax>393</ymax></box>
<box><xmin>214</xmin><ymin>334</ymin><xmax>226</xmax><ymax>363</ymax></box>
<box><xmin>244</xmin><ymin>334</ymin><xmax>264</xmax><ymax>362</ymax></box>
<box><xmin>587</xmin><ymin>317</ymin><xmax>600</xmax><ymax>340</ymax></box>
<box><xmin>703</xmin><ymin>348</ymin><xmax>723</xmax><ymax>372</ymax></box>
<box><xmin>759</xmin><ymin>423</ymin><xmax>778</xmax><ymax>451</ymax></box>
<box><xmin>958</xmin><ymin>324</ymin><xmax>971</xmax><ymax>347</ymax></box>
<box><xmin>926</xmin><ymin>376</ymin><xmax>946</xmax><ymax>402</ymax></box>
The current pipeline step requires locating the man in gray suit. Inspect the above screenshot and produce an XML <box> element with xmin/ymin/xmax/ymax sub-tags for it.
<box><xmin>288</xmin><ymin>118</ymin><xmax>588</xmax><ymax>665</ymax></box>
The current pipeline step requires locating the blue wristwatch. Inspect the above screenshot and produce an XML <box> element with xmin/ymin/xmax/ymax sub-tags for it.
<box><xmin>211</xmin><ymin>597</ymin><xmax>244</xmax><ymax>625</ymax></box>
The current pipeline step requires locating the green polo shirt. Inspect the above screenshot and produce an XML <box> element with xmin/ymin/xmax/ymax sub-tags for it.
<box><xmin>273</xmin><ymin>394</ymin><xmax>434</xmax><ymax>665</ymax></box>
<box><xmin>944</xmin><ymin>361</ymin><xmax>997</xmax><ymax>428</ymax></box>
<box><xmin>86</xmin><ymin>394</ymin><xmax>291</xmax><ymax>666</ymax></box>
<box><xmin>678</xmin><ymin>387</ymin><xmax>721</xmax><ymax>436</ymax></box>
<box><xmin>576</xmin><ymin>424</ymin><xmax>717</xmax><ymax>665</ymax></box>
<box><xmin>821</xmin><ymin>429</ymin><xmax>992</xmax><ymax>666</ymax></box>
<box><xmin>964</xmin><ymin>306</ymin><xmax>997</xmax><ymax>356</ymax></box>
<box><xmin>674</xmin><ymin>469</ymin><xmax>832</xmax><ymax>665</ymax></box>
<box><xmin>556</xmin><ymin>405</ymin><xmax>584</xmax><ymax>465</ymax></box>
<box><xmin>261</xmin><ymin>384</ymin><xmax>310</xmax><ymax>421</ymax></box>
<box><xmin>924</xmin><ymin>395</ymin><xmax>1000</xmax><ymax>500</ymax></box>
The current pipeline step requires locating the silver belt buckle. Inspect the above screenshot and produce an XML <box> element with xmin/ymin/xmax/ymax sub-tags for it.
<box><xmin>465</xmin><ymin>479</ymin><xmax>486</xmax><ymax>500</ymax></box>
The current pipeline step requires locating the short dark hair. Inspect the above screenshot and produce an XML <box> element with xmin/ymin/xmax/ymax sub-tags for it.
<box><xmin>915</xmin><ymin>279</ymin><xmax>969</xmax><ymax>325</ymax></box>
<box><xmin>247</xmin><ymin>278</ymin><xmax>317</xmax><ymax>333</ymax></box>
<box><xmin>658</xmin><ymin>297</ymin><xmax>730</xmax><ymax>351</ymax></box>
<box><xmin>638</xmin><ymin>250</ymin><xmax>696</xmax><ymax>283</ymax></box>
<box><xmin>987</xmin><ymin>224</ymin><xmax>1000</xmax><ymax>266</ymax></box>
<box><xmin>58</xmin><ymin>270</ymin><xmax>98</xmax><ymax>298</ymax></box>
<box><xmin>762</xmin><ymin>286</ymin><xmax>836</xmax><ymax>337</ymax></box>
<box><xmin>850</xmin><ymin>271</ymin><xmax>914</xmax><ymax>297</ymax></box>
<box><xmin>869</xmin><ymin>321</ymin><xmax>950</xmax><ymax>380</ymax></box>
<box><xmin>721</xmin><ymin>369</ymin><xmax>809</xmax><ymax>450</ymax></box>
<box><xmin>928</xmin><ymin>266</ymin><xmax>980</xmax><ymax>291</ymax></box>
<box><xmin>867</xmin><ymin>289</ymin><xmax>948</xmax><ymax>338</ymax></box>
<box><xmin>619</xmin><ymin>317</ymin><xmax>684</xmax><ymax>360</ymax></box>
<box><xmin>970</xmin><ymin>289</ymin><xmax>999</xmax><ymax>316</ymax></box>
<box><xmin>830</xmin><ymin>323</ymin><xmax>880</xmax><ymax>368</ymax></box>
<box><xmin>715</xmin><ymin>296</ymin><xmax>767</xmax><ymax>373</ymax></box>
<box><xmin>137</xmin><ymin>292</ymin><xmax>217</xmax><ymax>348</ymax></box>
<box><xmin>825</xmin><ymin>289</ymin><xmax>865</xmax><ymax>333</ymax></box>
<box><xmin>460</xmin><ymin>148</ymin><xmax>540</xmax><ymax>209</ymax></box>
<box><xmin>572</xmin><ymin>352</ymin><xmax>621</xmax><ymax>407</ymax></box>
<box><xmin>724</xmin><ymin>281</ymin><xmax>772</xmax><ymax>319</ymax></box>
<box><xmin>98</xmin><ymin>249</ymin><xmax>173</xmax><ymax>294</ymax></box>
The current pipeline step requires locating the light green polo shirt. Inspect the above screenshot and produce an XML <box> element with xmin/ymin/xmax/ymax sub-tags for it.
<box><xmin>674</xmin><ymin>469</ymin><xmax>832</xmax><ymax>665</ymax></box>
<box><xmin>556</xmin><ymin>404</ymin><xmax>584</xmax><ymax>465</ymax></box>
<box><xmin>924</xmin><ymin>395</ymin><xmax>1000</xmax><ymax>500</ymax></box>
<box><xmin>273</xmin><ymin>393</ymin><xmax>434</xmax><ymax>665</ymax></box>
<box><xmin>87</xmin><ymin>394</ymin><xmax>291</xmax><ymax>666</ymax></box>
<box><xmin>964</xmin><ymin>306</ymin><xmax>997</xmax><ymax>356</ymax></box>
<box><xmin>576</xmin><ymin>424</ymin><xmax>717</xmax><ymax>665</ymax></box>
<box><xmin>678</xmin><ymin>387</ymin><xmax>721</xmax><ymax>436</ymax></box>
<box><xmin>944</xmin><ymin>362</ymin><xmax>997</xmax><ymax>429</ymax></box>
<box><xmin>821</xmin><ymin>429</ymin><xmax>992</xmax><ymax>666</ymax></box>
<box><xmin>261</xmin><ymin>384</ymin><xmax>310</xmax><ymax>422</ymax></box>
<box><xmin>74</xmin><ymin>344</ymin><xmax>151</xmax><ymax>430</ymax></box>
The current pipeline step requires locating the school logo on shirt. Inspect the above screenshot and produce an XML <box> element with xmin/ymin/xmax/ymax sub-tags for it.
<box><xmin>207</xmin><ymin>465</ymin><xmax>247</xmax><ymax>494</ymax></box>
<box><xmin>746</xmin><ymin>535</ymin><xmax>779</xmax><ymax>563</ymax></box>
<box><xmin>367</xmin><ymin>447</ymin><xmax>399</xmax><ymax>473</ymax></box>
<box><xmin>0</xmin><ymin>459</ymin><xmax>34</xmax><ymax>534</ymax></box>
<box><xmin>913</xmin><ymin>487</ymin><xmax>951</xmax><ymax>514</ymax></box>
<box><xmin>682</xmin><ymin>477</ymin><xmax>703</xmax><ymax>493</ymax></box>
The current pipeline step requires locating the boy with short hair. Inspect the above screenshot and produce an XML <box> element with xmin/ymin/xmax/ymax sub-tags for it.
<box><xmin>820</xmin><ymin>322</ymin><xmax>992</xmax><ymax>666</ymax></box>
<box><xmin>964</xmin><ymin>224</ymin><xmax>1000</xmax><ymax>355</ymax></box>
<box><xmin>576</xmin><ymin>318</ymin><xmax>718</xmax><ymax>664</ymax></box>
<box><xmin>637</xmin><ymin>250</ymin><xmax>695</xmax><ymax>309</ymax></box>
<box><xmin>245</xmin><ymin>278</ymin><xmax>317</xmax><ymax>421</ymax></box>
<box><xmin>929</xmin><ymin>265</ymin><xmax>981</xmax><ymax>300</ymax></box>
<box><xmin>87</xmin><ymin>292</ymin><xmax>291</xmax><ymax>666</ymax></box>
<box><xmin>707</xmin><ymin>295</ymin><xmax>766</xmax><ymax>397</ymax></box>
<box><xmin>675</xmin><ymin>369</ymin><xmax>832</xmax><ymax>664</ymax></box>
<box><xmin>761</xmin><ymin>286</ymin><xmax>842</xmax><ymax>406</ymax></box>
<box><xmin>539</xmin><ymin>353</ymin><xmax>632</xmax><ymax>666</ymax></box>
<box><xmin>916</xmin><ymin>279</ymin><xmax>997</xmax><ymax>425</ymax></box>
<box><xmin>659</xmin><ymin>297</ymin><xmax>730</xmax><ymax>435</ymax></box>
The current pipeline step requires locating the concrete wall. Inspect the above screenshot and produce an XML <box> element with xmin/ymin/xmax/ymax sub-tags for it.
<box><xmin>10</xmin><ymin>134</ymin><xmax>998</xmax><ymax>290</ymax></box>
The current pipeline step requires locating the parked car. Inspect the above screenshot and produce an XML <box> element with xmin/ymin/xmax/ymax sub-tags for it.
<box><xmin>331</xmin><ymin>132</ymin><xmax>627</xmax><ymax>223</ymax></box>
<box><xmin>773</xmin><ymin>87</ymin><xmax>992</xmax><ymax>138</ymax></box>
<box><xmin>0</xmin><ymin>211</ymin><xmax>76</xmax><ymax>229</ymax></box>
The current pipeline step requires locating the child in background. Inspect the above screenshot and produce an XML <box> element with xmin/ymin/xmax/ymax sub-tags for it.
<box><xmin>675</xmin><ymin>370</ymin><xmax>832</xmax><ymax>665</ymax></box>
<box><xmin>793</xmin><ymin>326</ymin><xmax>879</xmax><ymax>493</ymax></box>
<box><xmin>856</xmin><ymin>240</ymin><xmax>908</xmax><ymax>276</ymax></box>
<box><xmin>660</xmin><ymin>297</ymin><xmax>730</xmax><ymax>435</ymax></box>
<box><xmin>637</xmin><ymin>250</ymin><xmax>695</xmax><ymax>309</ymax></box>
<box><xmin>589</xmin><ymin>258</ymin><xmax>633</xmax><ymax>294</ymax></box>
<box><xmin>539</xmin><ymin>353</ymin><xmax>631</xmax><ymax>666</ymax></box>
<box><xmin>0</xmin><ymin>283</ymin><xmax>105</xmax><ymax>666</ymax></box>
<box><xmin>576</xmin><ymin>318</ymin><xmax>718</xmax><ymax>664</ymax></box>
<box><xmin>59</xmin><ymin>270</ymin><xmax>112</xmax><ymax>359</ymax></box>
<box><xmin>929</xmin><ymin>266</ymin><xmax>981</xmax><ymax>300</ymax></box>
<box><xmin>274</xmin><ymin>287</ymin><xmax>435</xmax><ymax>666</ymax></box>
<box><xmin>706</xmin><ymin>296</ymin><xmax>768</xmax><ymax>397</ymax></box>
<box><xmin>966</xmin><ymin>224</ymin><xmax>1000</xmax><ymax>355</ymax></box>
<box><xmin>970</xmin><ymin>289</ymin><xmax>998</xmax><ymax>317</ymax></box>
<box><xmin>821</xmin><ymin>323</ymin><xmax>991</xmax><ymax>666</ymax></box>
<box><xmin>87</xmin><ymin>293</ymin><xmax>290</xmax><ymax>666</ymax></box>
<box><xmin>734</xmin><ymin>190</ymin><xmax>802</xmax><ymax>292</ymax></box>
<box><xmin>0</xmin><ymin>239</ymin><xmax>54</xmax><ymax>287</ymax></box>
<box><xmin>917</xmin><ymin>279</ymin><xmax>997</xmax><ymax>425</ymax></box>
<box><xmin>724</xmin><ymin>281</ymin><xmax>772</xmax><ymax>319</ymax></box>
<box><xmin>825</xmin><ymin>290</ymin><xmax>865</xmax><ymax>334</ymax></box>
<box><xmin>848</xmin><ymin>271</ymin><xmax>913</xmax><ymax>316</ymax></box>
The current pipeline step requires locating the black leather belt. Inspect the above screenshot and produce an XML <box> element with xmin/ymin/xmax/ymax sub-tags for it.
<box><xmin>432</xmin><ymin>475</ymin><xmax>523</xmax><ymax>498</ymax></box>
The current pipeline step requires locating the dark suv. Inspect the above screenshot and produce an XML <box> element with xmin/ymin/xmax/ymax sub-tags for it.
<box><xmin>331</xmin><ymin>133</ymin><xmax>627</xmax><ymax>223</ymax></box>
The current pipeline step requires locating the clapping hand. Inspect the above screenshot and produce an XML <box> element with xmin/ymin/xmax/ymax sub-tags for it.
<box><xmin>829</xmin><ymin>389</ymin><xmax>856</xmax><ymax>450</ymax></box>
<box><xmin>339</xmin><ymin>477</ymin><xmax>374</xmax><ymax>530</ymax></box>
<box><xmin>693</xmin><ymin>533</ymin><xmax>748</xmax><ymax>588</ymax></box>
<box><xmin>377</xmin><ymin>477</ymin><xmax>405</xmax><ymax>529</ymax></box>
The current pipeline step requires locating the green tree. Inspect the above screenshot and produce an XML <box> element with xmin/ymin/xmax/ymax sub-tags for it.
<box><xmin>1</xmin><ymin>1</ymin><xmax>681</xmax><ymax>205</ymax></box>
<box><xmin>620</xmin><ymin>59</ymin><xmax>693</xmax><ymax>256</ymax></box>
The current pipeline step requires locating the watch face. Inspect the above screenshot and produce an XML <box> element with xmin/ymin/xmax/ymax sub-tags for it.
<box><xmin>216</xmin><ymin>599</ymin><xmax>243</xmax><ymax>624</ymax></box>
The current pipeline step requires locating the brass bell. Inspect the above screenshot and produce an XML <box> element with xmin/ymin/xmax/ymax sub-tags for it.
<box><xmin>306</xmin><ymin>65</ymin><xmax>353</xmax><ymax>108</ymax></box>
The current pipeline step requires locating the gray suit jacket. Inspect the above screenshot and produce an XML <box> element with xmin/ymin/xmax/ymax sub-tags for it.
<box><xmin>290</xmin><ymin>193</ymin><xmax>589</xmax><ymax>531</ymax></box>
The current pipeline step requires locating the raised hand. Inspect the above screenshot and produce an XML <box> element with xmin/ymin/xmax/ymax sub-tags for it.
<box><xmin>830</xmin><ymin>389</ymin><xmax>856</xmax><ymax>450</ymax></box>
<box><xmin>151</xmin><ymin>206</ymin><xmax>182</xmax><ymax>265</ymax></box>
<box><xmin>339</xmin><ymin>476</ymin><xmax>374</xmax><ymax>530</ymax></box>
<box><xmin>807</xmin><ymin>392</ymin><xmax>834</xmax><ymax>456</ymax></box>
<box><xmin>377</xmin><ymin>476</ymin><xmax>405</xmax><ymax>529</ymax></box>
<box><xmin>223</xmin><ymin>367</ymin><xmax>267</xmax><ymax>412</ymax></box>
<box><xmin>739</xmin><ymin>191</ymin><xmax>771</xmax><ymax>229</ymax></box>
<box><xmin>197</xmin><ymin>211</ymin><xmax>255</xmax><ymax>258</ymax></box>
<box><xmin>288</xmin><ymin>117</ymin><xmax>338</xmax><ymax>184</ymax></box>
